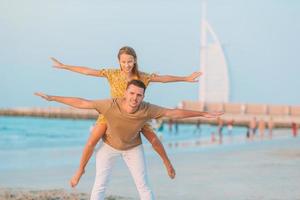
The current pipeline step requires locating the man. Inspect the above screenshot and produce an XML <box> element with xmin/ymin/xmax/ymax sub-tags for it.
<box><xmin>35</xmin><ymin>80</ymin><xmax>223</xmax><ymax>200</ymax></box>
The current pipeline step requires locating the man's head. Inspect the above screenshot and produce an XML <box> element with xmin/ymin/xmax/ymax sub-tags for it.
<box><xmin>124</xmin><ymin>80</ymin><xmax>146</xmax><ymax>108</ymax></box>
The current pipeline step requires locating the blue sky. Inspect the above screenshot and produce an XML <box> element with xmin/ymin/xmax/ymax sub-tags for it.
<box><xmin>1</xmin><ymin>0</ymin><xmax>300</xmax><ymax>108</ymax></box>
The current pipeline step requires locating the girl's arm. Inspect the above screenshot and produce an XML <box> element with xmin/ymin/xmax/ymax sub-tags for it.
<box><xmin>50</xmin><ymin>57</ymin><xmax>103</xmax><ymax>77</ymax></box>
<box><xmin>150</xmin><ymin>71</ymin><xmax>202</xmax><ymax>83</ymax></box>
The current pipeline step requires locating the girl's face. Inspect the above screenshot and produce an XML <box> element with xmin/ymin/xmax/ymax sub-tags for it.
<box><xmin>119</xmin><ymin>53</ymin><xmax>135</xmax><ymax>73</ymax></box>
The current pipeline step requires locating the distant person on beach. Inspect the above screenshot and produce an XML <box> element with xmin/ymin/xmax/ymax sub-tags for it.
<box><xmin>168</xmin><ymin>118</ymin><xmax>173</xmax><ymax>133</ymax></box>
<box><xmin>249</xmin><ymin>117</ymin><xmax>257</xmax><ymax>140</ymax></box>
<box><xmin>194</xmin><ymin>119</ymin><xmax>202</xmax><ymax>135</ymax></box>
<box><xmin>227</xmin><ymin>119</ymin><xmax>234</xmax><ymax>135</ymax></box>
<box><xmin>211</xmin><ymin>131</ymin><xmax>216</xmax><ymax>143</ymax></box>
<box><xmin>253</xmin><ymin>117</ymin><xmax>258</xmax><ymax>135</ymax></box>
<box><xmin>174</xmin><ymin>120</ymin><xmax>179</xmax><ymax>134</ymax></box>
<box><xmin>217</xmin><ymin>117</ymin><xmax>224</xmax><ymax>144</ymax></box>
<box><xmin>246</xmin><ymin>127</ymin><xmax>250</xmax><ymax>139</ymax></box>
<box><xmin>258</xmin><ymin>119</ymin><xmax>265</xmax><ymax>139</ymax></box>
<box><xmin>35</xmin><ymin>80</ymin><xmax>223</xmax><ymax>200</ymax></box>
<box><xmin>291</xmin><ymin>122</ymin><xmax>298</xmax><ymax>137</ymax></box>
<box><xmin>268</xmin><ymin>117</ymin><xmax>274</xmax><ymax>139</ymax></box>
<box><xmin>51</xmin><ymin>46</ymin><xmax>202</xmax><ymax>184</ymax></box>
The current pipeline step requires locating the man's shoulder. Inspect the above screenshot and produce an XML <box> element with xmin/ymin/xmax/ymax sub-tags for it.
<box><xmin>140</xmin><ymin>101</ymin><xmax>165</xmax><ymax>110</ymax></box>
<box><xmin>93</xmin><ymin>98</ymin><xmax>114</xmax><ymax>107</ymax></box>
<box><xmin>93</xmin><ymin>98</ymin><xmax>116</xmax><ymax>114</ymax></box>
<box><xmin>139</xmin><ymin>101</ymin><xmax>166</xmax><ymax>118</ymax></box>
<box><xmin>96</xmin><ymin>98</ymin><xmax>114</xmax><ymax>103</ymax></box>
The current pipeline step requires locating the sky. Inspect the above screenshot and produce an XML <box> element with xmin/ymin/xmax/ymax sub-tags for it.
<box><xmin>1</xmin><ymin>0</ymin><xmax>300</xmax><ymax>108</ymax></box>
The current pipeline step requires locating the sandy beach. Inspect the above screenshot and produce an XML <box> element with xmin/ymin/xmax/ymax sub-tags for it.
<box><xmin>0</xmin><ymin>189</ymin><xmax>89</xmax><ymax>200</ymax></box>
<box><xmin>0</xmin><ymin>188</ymin><xmax>130</xmax><ymax>200</ymax></box>
<box><xmin>1</xmin><ymin>134</ymin><xmax>300</xmax><ymax>200</ymax></box>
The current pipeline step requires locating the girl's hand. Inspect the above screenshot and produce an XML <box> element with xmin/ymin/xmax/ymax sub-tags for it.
<box><xmin>186</xmin><ymin>71</ymin><xmax>203</xmax><ymax>82</ymax></box>
<box><xmin>50</xmin><ymin>57</ymin><xmax>65</xmax><ymax>69</ymax></box>
<box><xmin>34</xmin><ymin>92</ymin><xmax>52</xmax><ymax>101</ymax></box>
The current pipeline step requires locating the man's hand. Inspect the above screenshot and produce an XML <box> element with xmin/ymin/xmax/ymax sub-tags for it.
<box><xmin>50</xmin><ymin>57</ymin><xmax>65</xmax><ymax>69</ymax></box>
<box><xmin>203</xmin><ymin>111</ymin><xmax>224</xmax><ymax>118</ymax></box>
<box><xmin>185</xmin><ymin>71</ymin><xmax>203</xmax><ymax>82</ymax></box>
<box><xmin>34</xmin><ymin>92</ymin><xmax>52</xmax><ymax>101</ymax></box>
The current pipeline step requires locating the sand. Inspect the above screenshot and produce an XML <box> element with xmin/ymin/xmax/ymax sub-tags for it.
<box><xmin>0</xmin><ymin>188</ymin><xmax>130</xmax><ymax>200</ymax></box>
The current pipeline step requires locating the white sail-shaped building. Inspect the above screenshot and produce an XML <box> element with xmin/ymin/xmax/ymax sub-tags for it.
<box><xmin>199</xmin><ymin>3</ymin><xmax>230</xmax><ymax>103</ymax></box>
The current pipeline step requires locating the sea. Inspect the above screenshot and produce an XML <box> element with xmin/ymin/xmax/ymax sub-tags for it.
<box><xmin>0</xmin><ymin>116</ymin><xmax>253</xmax><ymax>154</ymax></box>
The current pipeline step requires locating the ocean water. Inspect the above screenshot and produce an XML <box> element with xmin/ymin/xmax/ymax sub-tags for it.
<box><xmin>0</xmin><ymin>116</ymin><xmax>248</xmax><ymax>151</ymax></box>
<box><xmin>0</xmin><ymin>116</ymin><xmax>93</xmax><ymax>150</ymax></box>
<box><xmin>0</xmin><ymin>116</ymin><xmax>249</xmax><ymax>172</ymax></box>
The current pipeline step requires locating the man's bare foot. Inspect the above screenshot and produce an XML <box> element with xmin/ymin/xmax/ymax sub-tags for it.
<box><xmin>70</xmin><ymin>169</ymin><xmax>85</xmax><ymax>188</ymax></box>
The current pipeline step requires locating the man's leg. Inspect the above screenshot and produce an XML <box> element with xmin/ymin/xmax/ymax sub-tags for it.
<box><xmin>90</xmin><ymin>143</ymin><xmax>119</xmax><ymax>200</ymax></box>
<box><xmin>122</xmin><ymin>145</ymin><xmax>154</xmax><ymax>200</ymax></box>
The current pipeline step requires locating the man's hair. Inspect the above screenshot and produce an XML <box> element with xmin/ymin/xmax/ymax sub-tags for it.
<box><xmin>126</xmin><ymin>79</ymin><xmax>146</xmax><ymax>93</ymax></box>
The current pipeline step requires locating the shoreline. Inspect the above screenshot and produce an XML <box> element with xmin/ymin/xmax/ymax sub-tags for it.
<box><xmin>1</xmin><ymin>109</ymin><xmax>300</xmax><ymax>128</ymax></box>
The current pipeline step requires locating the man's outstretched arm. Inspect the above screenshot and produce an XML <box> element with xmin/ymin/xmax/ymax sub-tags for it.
<box><xmin>163</xmin><ymin>108</ymin><xmax>223</xmax><ymax>119</ymax></box>
<box><xmin>34</xmin><ymin>92</ymin><xmax>95</xmax><ymax>109</ymax></box>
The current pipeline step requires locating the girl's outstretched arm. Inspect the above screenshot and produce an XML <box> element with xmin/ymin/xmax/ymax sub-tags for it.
<box><xmin>50</xmin><ymin>57</ymin><xmax>103</xmax><ymax>77</ymax></box>
<box><xmin>150</xmin><ymin>71</ymin><xmax>202</xmax><ymax>83</ymax></box>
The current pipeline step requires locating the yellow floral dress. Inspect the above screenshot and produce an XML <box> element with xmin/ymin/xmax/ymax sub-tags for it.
<box><xmin>96</xmin><ymin>68</ymin><xmax>155</xmax><ymax>132</ymax></box>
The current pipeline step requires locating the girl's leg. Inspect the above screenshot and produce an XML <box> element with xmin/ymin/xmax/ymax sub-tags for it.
<box><xmin>70</xmin><ymin>123</ymin><xmax>107</xmax><ymax>187</ymax></box>
<box><xmin>90</xmin><ymin>143</ymin><xmax>119</xmax><ymax>200</ymax></box>
<box><xmin>141</xmin><ymin>126</ymin><xmax>176</xmax><ymax>179</ymax></box>
<box><xmin>122</xmin><ymin>145</ymin><xmax>154</xmax><ymax>200</ymax></box>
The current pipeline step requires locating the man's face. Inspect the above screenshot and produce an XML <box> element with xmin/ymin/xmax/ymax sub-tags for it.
<box><xmin>124</xmin><ymin>84</ymin><xmax>145</xmax><ymax>108</ymax></box>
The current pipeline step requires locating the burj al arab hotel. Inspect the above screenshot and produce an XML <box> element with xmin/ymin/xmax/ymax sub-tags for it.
<box><xmin>199</xmin><ymin>2</ymin><xmax>230</xmax><ymax>103</ymax></box>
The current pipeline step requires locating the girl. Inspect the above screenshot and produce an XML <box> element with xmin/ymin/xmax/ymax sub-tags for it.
<box><xmin>51</xmin><ymin>46</ymin><xmax>202</xmax><ymax>187</ymax></box>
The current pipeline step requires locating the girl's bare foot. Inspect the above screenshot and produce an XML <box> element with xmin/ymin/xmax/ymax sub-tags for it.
<box><xmin>70</xmin><ymin>169</ymin><xmax>85</xmax><ymax>187</ymax></box>
<box><xmin>164</xmin><ymin>161</ymin><xmax>176</xmax><ymax>179</ymax></box>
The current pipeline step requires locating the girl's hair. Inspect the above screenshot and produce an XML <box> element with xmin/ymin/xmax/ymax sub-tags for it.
<box><xmin>117</xmin><ymin>46</ymin><xmax>140</xmax><ymax>78</ymax></box>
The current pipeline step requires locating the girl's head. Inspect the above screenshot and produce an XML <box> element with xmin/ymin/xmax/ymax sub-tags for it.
<box><xmin>118</xmin><ymin>46</ymin><xmax>140</xmax><ymax>77</ymax></box>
